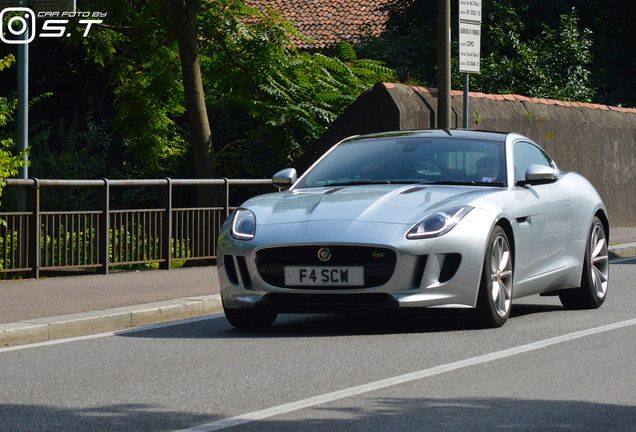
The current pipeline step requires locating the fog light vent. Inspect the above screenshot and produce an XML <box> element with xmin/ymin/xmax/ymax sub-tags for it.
<box><xmin>224</xmin><ymin>255</ymin><xmax>239</xmax><ymax>285</ymax></box>
<box><xmin>236</xmin><ymin>256</ymin><xmax>252</xmax><ymax>289</ymax></box>
<box><xmin>439</xmin><ymin>253</ymin><xmax>461</xmax><ymax>283</ymax></box>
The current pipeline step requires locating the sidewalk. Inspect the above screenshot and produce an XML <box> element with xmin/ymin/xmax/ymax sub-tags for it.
<box><xmin>1</xmin><ymin>227</ymin><xmax>635</xmax><ymax>348</ymax></box>
<box><xmin>1</xmin><ymin>266</ymin><xmax>223</xmax><ymax>347</ymax></box>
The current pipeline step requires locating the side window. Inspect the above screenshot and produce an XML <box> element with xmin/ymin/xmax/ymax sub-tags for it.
<box><xmin>513</xmin><ymin>141</ymin><xmax>553</xmax><ymax>182</ymax></box>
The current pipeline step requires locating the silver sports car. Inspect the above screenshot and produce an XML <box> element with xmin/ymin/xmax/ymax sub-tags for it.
<box><xmin>217</xmin><ymin>130</ymin><xmax>609</xmax><ymax>328</ymax></box>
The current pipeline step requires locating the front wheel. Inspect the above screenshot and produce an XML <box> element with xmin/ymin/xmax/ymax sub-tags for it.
<box><xmin>475</xmin><ymin>225</ymin><xmax>514</xmax><ymax>328</ymax></box>
<box><xmin>559</xmin><ymin>217</ymin><xmax>609</xmax><ymax>309</ymax></box>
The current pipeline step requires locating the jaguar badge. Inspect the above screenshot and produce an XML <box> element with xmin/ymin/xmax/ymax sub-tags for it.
<box><xmin>317</xmin><ymin>247</ymin><xmax>332</xmax><ymax>262</ymax></box>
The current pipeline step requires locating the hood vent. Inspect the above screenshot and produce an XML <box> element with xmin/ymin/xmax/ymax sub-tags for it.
<box><xmin>323</xmin><ymin>188</ymin><xmax>342</xmax><ymax>195</ymax></box>
<box><xmin>399</xmin><ymin>186</ymin><xmax>427</xmax><ymax>194</ymax></box>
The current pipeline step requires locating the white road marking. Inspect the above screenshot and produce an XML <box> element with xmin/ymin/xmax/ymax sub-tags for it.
<box><xmin>173</xmin><ymin>318</ymin><xmax>636</xmax><ymax>432</ymax></box>
<box><xmin>0</xmin><ymin>315</ymin><xmax>224</xmax><ymax>353</ymax></box>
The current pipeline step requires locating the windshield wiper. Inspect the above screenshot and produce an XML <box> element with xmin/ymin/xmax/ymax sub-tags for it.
<box><xmin>327</xmin><ymin>180</ymin><xmax>394</xmax><ymax>186</ymax></box>
<box><xmin>325</xmin><ymin>180</ymin><xmax>505</xmax><ymax>187</ymax></box>
<box><xmin>420</xmin><ymin>180</ymin><xmax>506</xmax><ymax>187</ymax></box>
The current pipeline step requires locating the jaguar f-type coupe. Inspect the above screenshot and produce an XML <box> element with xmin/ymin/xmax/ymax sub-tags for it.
<box><xmin>217</xmin><ymin>130</ymin><xmax>609</xmax><ymax>328</ymax></box>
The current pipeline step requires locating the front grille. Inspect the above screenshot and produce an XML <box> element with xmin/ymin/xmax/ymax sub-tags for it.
<box><xmin>255</xmin><ymin>245</ymin><xmax>397</xmax><ymax>289</ymax></box>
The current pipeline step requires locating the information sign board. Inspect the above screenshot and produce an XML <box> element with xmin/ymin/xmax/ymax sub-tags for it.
<box><xmin>458</xmin><ymin>0</ymin><xmax>482</xmax><ymax>23</ymax></box>
<box><xmin>458</xmin><ymin>0</ymin><xmax>482</xmax><ymax>74</ymax></box>
<box><xmin>459</xmin><ymin>21</ymin><xmax>481</xmax><ymax>73</ymax></box>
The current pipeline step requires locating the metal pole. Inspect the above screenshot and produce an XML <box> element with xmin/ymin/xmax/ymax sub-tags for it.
<box><xmin>437</xmin><ymin>0</ymin><xmax>452</xmax><ymax>130</ymax></box>
<box><xmin>160</xmin><ymin>178</ymin><xmax>173</xmax><ymax>270</ymax></box>
<box><xmin>463</xmin><ymin>73</ymin><xmax>469</xmax><ymax>128</ymax></box>
<box><xmin>97</xmin><ymin>179</ymin><xmax>110</xmax><ymax>274</ymax></box>
<box><xmin>17</xmin><ymin>2</ymin><xmax>30</xmax><ymax>211</ymax></box>
<box><xmin>26</xmin><ymin>178</ymin><xmax>40</xmax><ymax>279</ymax></box>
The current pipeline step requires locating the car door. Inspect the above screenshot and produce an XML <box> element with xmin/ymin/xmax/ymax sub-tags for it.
<box><xmin>513</xmin><ymin>141</ymin><xmax>576</xmax><ymax>280</ymax></box>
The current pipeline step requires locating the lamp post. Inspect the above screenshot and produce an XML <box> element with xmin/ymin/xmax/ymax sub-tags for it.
<box><xmin>17</xmin><ymin>0</ymin><xmax>30</xmax><ymax>211</ymax></box>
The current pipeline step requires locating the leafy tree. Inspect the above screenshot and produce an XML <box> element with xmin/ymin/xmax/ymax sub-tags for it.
<box><xmin>28</xmin><ymin>110</ymin><xmax>119</xmax><ymax>210</ymax></box>
<box><xmin>490</xmin><ymin>0</ymin><xmax>634</xmax><ymax>106</ymax></box>
<box><xmin>78</xmin><ymin>1</ymin><xmax>190</xmax><ymax>178</ymax></box>
<box><xmin>79</xmin><ymin>0</ymin><xmax>393</xmax><ymax>183</ymax></box>
<box><xmin>356</xmin><ymin>0</ymin><xmax>597</xmax><ymax>103</ymax></box>
<box><xmin>198</xmin><ymin>2</ymin><xmax>394</xmax><ymax>175</ymax></box>
<box><xmin>471</xmin><ymin>8</ymin><xmax>594</xmax><ymax>102</ymax></box>
<box><xmin>0</xmin><ymin>54</ymin><xmax>27</xmax><ymax>203</ymax></box>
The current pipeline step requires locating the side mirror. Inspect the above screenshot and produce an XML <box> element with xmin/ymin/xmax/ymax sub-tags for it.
<box><xmin>523</xmin><ymin>164</ymin><xmax>559</xmax><ymax>185</ymax></box>
<box><xmin>272</xmin><ymin>168</ymin><xmax>297</xmax><ymax>189</ymax></box>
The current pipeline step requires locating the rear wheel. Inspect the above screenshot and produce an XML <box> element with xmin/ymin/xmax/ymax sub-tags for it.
<box><xmin>223</xmin><ymin>302</ymin><xmax>277</xmax><ymax>330</ymax></box>
<box><xmin>559</xmin><ymin>217</ymin><xmax>608</xmax><ymax>309</ymax></box>
<box><xmin>475</xmin><ymin>226</ymin><xmax>514</xmax><ymax>328</ymax></box>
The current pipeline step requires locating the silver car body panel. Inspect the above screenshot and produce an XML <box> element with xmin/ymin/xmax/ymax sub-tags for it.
<box><xmin>217</xmin><ymin>130</ymin><xmax>607</xmax><ymax>313</ymax></box>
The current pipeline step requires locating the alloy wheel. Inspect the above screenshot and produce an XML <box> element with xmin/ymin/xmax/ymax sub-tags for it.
<box><xmin>589</xmin><ymin>223</ymin><xmax>609</xmax><ymax>299</ymax></box>
<box><xmin>490</xmin><ymin>235</ymin><xmax>513</xmax><ymax>318</ymax></box>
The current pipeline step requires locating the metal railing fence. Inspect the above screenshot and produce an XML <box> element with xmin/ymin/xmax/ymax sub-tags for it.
<box><xmin>0</xmin><ymin>178</ymin><xmax>273</xmax><ymax>278</ymax></box>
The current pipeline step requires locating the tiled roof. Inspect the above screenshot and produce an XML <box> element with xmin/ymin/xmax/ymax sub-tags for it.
<box><xmin>245</xmin><ymin>0</ymin><xmax>391</xmax><ymax>49</ymax></box>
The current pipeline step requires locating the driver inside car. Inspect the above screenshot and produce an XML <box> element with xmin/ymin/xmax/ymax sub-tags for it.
<box><xmin>476</xmin><ymin>155</ymin><xmax>500</xmax><ymax>183</ymax></box>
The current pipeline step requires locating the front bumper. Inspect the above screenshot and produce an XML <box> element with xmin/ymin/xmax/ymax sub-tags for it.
<box><xmin>218</xmin><ymin>208</ymin><xmax>495</xmax><ymax>312</ymax></box>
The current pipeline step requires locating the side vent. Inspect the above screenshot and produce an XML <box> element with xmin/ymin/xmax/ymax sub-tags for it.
<box><xmin>413</xmin><ymin>255</ymin><xmax>428</xmax><ymax>287</ymax></box>
<box><xmin>439</xmin><ymin>254</ymin><xmax>461</xmax><ymax>283</ymax></box>
<box><xmin>223</xmin><ymin>255</ymin><xmax>239</xmax><ymax>285</ymax></box>
<box><xmin>236</xmin><ymin>256</ymin><xmax>252</xmax><ymax>289</ymax></box>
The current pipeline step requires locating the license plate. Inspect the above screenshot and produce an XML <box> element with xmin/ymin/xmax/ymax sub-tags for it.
<box><xmin>284</xmin><ymin>266</ymin><xmax>364</xmax><ymax>286</ymax></box>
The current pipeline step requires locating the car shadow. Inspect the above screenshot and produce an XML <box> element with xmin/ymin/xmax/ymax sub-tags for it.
<box><xmin>510</xmin><ymin>302</ymin><xmax>563</xmax><ymax>318</ymax></box>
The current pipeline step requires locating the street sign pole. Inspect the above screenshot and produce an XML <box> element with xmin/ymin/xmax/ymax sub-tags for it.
<box><xmin>17</xmin><ymin>0</ymin><xmax>29</xmax><ymax>211</ymax></box>
<box><xmin>463</xmin><ymin>73</ymin><xmax>469</xmax><ymax>128</ymax></box>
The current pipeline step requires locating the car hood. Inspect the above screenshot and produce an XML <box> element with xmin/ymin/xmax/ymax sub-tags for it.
<box><xmin>243</xmin><ymin>184</ymin><xmax>500</xmax><ymax>226</ymax></box>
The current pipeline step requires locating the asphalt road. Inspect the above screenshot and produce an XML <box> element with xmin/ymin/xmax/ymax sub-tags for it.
<box><xmin>1</xmin><ymin>259</ymin><xmax>635</xmax><ymax>432</ymax></box>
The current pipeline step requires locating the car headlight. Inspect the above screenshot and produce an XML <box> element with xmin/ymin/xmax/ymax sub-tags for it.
<box><xmin>406</xmin><ymin>206</ymin><xmax>473</xmax><ymax>239</ymax></box>
<box><xmin>231</xmin><ymin>208</ymin><xmax>256</xmax><ymax>240</ymax></box>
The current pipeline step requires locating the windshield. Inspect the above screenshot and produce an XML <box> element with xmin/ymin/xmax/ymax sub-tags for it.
<box><xmin>294</xmin><ymin>137</ymin><xmax>507</xmax><ymax>189</ymax></box>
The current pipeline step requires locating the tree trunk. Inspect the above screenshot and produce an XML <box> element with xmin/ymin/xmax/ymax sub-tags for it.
<box><xmin>168</xmin><ymin>0</ymin><xmax>217</xmax><ymax>206</ymax></box>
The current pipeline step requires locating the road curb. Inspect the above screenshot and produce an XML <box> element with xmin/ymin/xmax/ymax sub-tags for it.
<box><xmin>609</xmin><ymin>242</ymin><xmax>636</xmax><ymax>260</ymax></box>
<box><xmin>0</xmin><ymin>295</ymin><xmax>223</xmax><ymax>348</ymax></box>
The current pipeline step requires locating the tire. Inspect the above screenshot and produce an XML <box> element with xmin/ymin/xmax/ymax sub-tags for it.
<box><xmin>559</xmin><ymin>217</ymin><xmax>609</xmax><ymax>309</ymax></box>
<box><xmin>475</xmin><ymin>225</ymin><xmax>514</xmax><ymax>328</ymax></box>
<box><xmin>223</xmin><ymin>305</ymin><xmax>277</xmax><ymax>331</ymax></box>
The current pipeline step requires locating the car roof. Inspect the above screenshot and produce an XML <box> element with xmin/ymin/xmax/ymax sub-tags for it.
<box><xmin>342</xmin><ymin>129</ymin><xmax>509</xmax><ymax>143</ymax></box>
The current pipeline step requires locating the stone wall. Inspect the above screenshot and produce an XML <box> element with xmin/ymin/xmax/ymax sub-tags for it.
<box><xmin>293</xmin><ymin>82</ymin><xmax>636</xmax><ymax>227</ymax></box>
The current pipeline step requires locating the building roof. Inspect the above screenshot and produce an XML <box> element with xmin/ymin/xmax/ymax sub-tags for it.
<box><xmin>244</xmin><ymin>0</ymin><xmax>391</xmax><ymax>49</ymax></box>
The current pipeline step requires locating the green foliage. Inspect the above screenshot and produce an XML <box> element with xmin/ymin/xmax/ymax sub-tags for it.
<box><xmin>76</xmin><ymin>0</ymin><xmax>393</xmax><ymax>178</ymax></box>
<box><xmin>28</xmin><ymin>110</ymin><xmax>117</xmax><ymax>210</ymax></box>
<box><xmin>357</xmin><ymin>1</ymin><xmax>597</xmax><ymax>103</ymax></box>
<box><xmin>356</xmin><ymin>20</ymin><xmax>437</xmax><ymax>87</ymax></box>
<box><xmin>0</xmin><ymin>54</ymin><xmax>27</xmax><ymax>203</ymax></box>
<box><xmin>198</xmin><ymin>0</ymin><xmax>394</xmax><ymax>175</ymax></box>
<box><xmin>79</xmin><ymin>1</ymin><xmax>188</xmax><ymax>175</ymax></box>
<box><xmin>472</xmin><ymin>8</ymin><xmax>594</xmax><ymax>102</ymax></box>
<box><xmin>0</xmin><ymin>222</ymin><xmax>191</xmax><ymax>272</ymax></box>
